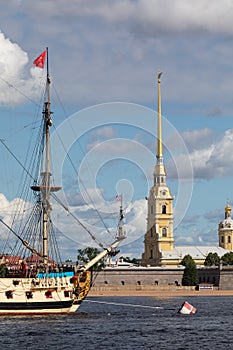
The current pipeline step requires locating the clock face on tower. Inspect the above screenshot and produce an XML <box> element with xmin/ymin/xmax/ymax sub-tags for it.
<box><xmin>160</xmin><ymin>189</ymin><xmax>167</xmax><ymax>197</ymax></box>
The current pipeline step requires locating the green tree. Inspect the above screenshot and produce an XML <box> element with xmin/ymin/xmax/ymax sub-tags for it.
<box><xmin>181</xmin><ymin>254</ymin><xmax>198</xmax><ymax>286</ymax></box>
<box><xmin>221</xmin><ymin>251</ymin><xmax>233</xmax><ymax>265</ymax></box>
<box><xmin>181</xmin><ymin>254</ymin><xmax>194</xmax><ymax>267</ymax></box>
<box><xmin>77</xmin><ymin>247</ymin><xmax>104</xmax><ymax>271</ymax></box>
<box><xmin>204</xmin><ymin>252</ymin><xmax>220</xmax><ymax>266</ymax></box>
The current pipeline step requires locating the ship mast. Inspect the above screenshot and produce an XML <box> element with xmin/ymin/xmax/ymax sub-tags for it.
<box><xmin>31</xmin><ymin>48</ymin><xmax>61</xmax><ymax>264</ymax></box>
<box><xmin>116</xmin><ymin>195</ymin><xmax>126</xmax><ymax>241</ymax></box>
<box><xmin>82</xmin><ymin>196</ymin><xmax>126</xmax><ymax>272</ymax></box>
<box><xmin>41</xmin><ymin>47</ymin><xmax>53</xmax><ymax>265</ymax></box>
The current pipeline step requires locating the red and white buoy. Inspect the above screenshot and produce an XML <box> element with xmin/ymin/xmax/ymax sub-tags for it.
<box><xmin>178</xmin><ymin>301</ymin><xmax>197</xmax><ymax>314</ymax></box>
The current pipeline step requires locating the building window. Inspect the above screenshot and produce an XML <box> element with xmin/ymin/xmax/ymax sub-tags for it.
<box><xmin>162</xmin><ymin>228</ymin><xmax>167</xmax><ymax>237</ymax></box>
<box><xmin>150</xmin><ymin>249</ymin><xmax>153</xmax><ymax>259</ymax></box>
<box><xmin>121</xmin><ymin>281</ymin><xmax>125</xmax><ymax>286</ymax></box>
<box><xmin>151</xmin><ymin>205</ymin><xmax>153</xmax><ymax>214</ymax></box>
<box><xmin>221</xmin><ymin>236</ymin><xmax>224</xmax><ymax>243</ymax></box>
<box><xmin>162</xmin><ymin>205</ymin><xmax>166</xmax><ymax>214</ymax></box>
<box><xmin>150</xmin><ymin>228</ymin><xmax>153</xmax><ymax>237</ymax></box>
<box><xmin>137</xmin><ymin>281</ymin><xmax>141</xmax><ymax>285</ymax></box>
<box><xmin>228</xmin><ymin>236</ymin><xmax>231</xmax><ymax>243</ymax></box>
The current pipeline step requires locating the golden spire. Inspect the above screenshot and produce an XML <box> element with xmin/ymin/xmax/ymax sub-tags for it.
<box><xmin>157</xmin><ymin>71</ymin><xmax>163</xmax><ymax>159</ymax></box>
<box><xmin>153</xmin><ymin>71</ymin><xmax>166</xmax><ymax>186</ymax></box>
<box><xmin>225</xmin><ymin>203</ymin><xmax>231</xmax><ymax>219</ymax></box>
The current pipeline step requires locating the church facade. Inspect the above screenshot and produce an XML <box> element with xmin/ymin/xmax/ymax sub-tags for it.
<box><xmin>141</xmin><ymin>73</ymin><xmax>230</xmax><ymax>267</ymax></box>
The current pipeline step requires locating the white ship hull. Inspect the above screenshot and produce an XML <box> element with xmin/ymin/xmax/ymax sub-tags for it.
<box><xmin>0</xmin><ymin>274</ymin><xmax>89</xmax><ymax>315</ymax></box>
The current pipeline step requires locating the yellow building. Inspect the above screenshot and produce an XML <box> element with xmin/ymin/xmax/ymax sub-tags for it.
<box><xmin>218</xmin><ymin>204</ymin><xmax>233</xmax><ymax>250</ymax></box>
<box><xmin>141</xmin><ymin>72</ymin><xmax>230</xmax><ymax>267</ymax></box>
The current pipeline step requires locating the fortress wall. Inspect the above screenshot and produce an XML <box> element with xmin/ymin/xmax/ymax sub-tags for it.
<box><xmin>219</xmin><ymin>267</ymin><xmax>233</xmax><ymax>290</ymax></box>
<box><xmin>91</xmin><ymin>266</ymin><xmax>233</xmax><ymax>290</ymax></box>
<box><xmin>92</xmin><ymin>267</ymin><xmax>184</xmax><ymax>287</ymax></box>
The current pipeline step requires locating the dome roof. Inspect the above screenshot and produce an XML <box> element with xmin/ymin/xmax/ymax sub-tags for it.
<box><xmin>219</xmin><ymin>218</ymin><xmax>233</xmax><ymax>229</ymax></box>
<box><xmin>219</xmin><ymin>204</ymin><xmax>233</xmax><ymax>229</ymax></box>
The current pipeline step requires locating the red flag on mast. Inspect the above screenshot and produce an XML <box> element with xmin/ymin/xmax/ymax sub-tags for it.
<box><xmin>33</xmin><ymin>50</ymin><xmax>46</xmax><ymax>68</ymax></box>
<box><xmin>115</xmin><ymin>194</ymin><xmax>122</xmax><ymax>201</ymax></box>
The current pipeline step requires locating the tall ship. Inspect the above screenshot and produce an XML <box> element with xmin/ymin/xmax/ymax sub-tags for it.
<box><xmin>0</xmin><ymin>49</ymin><xmax>126</xmax><ymax>314</ymax></box>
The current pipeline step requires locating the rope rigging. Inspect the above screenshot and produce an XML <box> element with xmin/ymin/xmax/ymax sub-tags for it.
<box><xmin>52</xmin><ymin>85</ymin><xmax>114</xmax><ymax>237</ymax></box>
<box><xmin>0</xmin><ymin>74</ymin><xmax>123</xmax><ymax>259</ymax></box>
<box><xmin>51</xmin><ymin>193</ymin><xmax>107</xmax><ymax>250</ymax></box>
<box><xmin>52</xmin><ymin>123</ymin><xmax>112</xmax><ymax>236</ymax></box>
<box><xmin>0</xmin><ymin>219</ymin><xmax>41</xmax><ymax>257</ymax></box>
<box><xmin>0</xmin><ymin>135</ymin><xmax>115</xmax><ymax>254</ymax></box>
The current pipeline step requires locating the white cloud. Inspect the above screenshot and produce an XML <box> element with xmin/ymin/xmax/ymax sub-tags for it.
<box><xmin>180</xmin><ymin>128</ymin><xmax>216</xmax><ymax>151</ymax></box>
<box><xmin>18</xmin><ymin>1</ymin><xmax>233</xmax><ymax>36</ymax></box>
<box><xmin>167</xmin><ymin>129</ymin><xmax>233</xmax><ymax>180</ymax></box>
<box><xmin>92</xmin><ymin>126</ymin><xmax>116</xmax><ymax>138</ymax></box>
<box><xmin>0</xmin><ymin>32</ymin><xmax>45</xmax><ymax>106</ymax></box>
<box><xmin>1</xmin><ymin>1</ymin><xmax>232</xmax><ymax>109</ymax></box>
<box><xmin>0</xmin><ymin>193</ymin><xmax>29</xmax><ymax>223</ymax></box>
<box><xmin>175</xmin><ymin>235</ymin><xmax>195</xmax><ymax>245</ymax></box>
<box><xmin>51</xmin><ymin>195</ymin><xmax>147</xmax><ymax>250</ymax></box>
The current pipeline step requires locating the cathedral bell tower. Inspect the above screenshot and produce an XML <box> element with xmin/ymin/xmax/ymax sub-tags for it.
<box><xmin>218</xmin><ymin>204</ymin><xmax>233</xmax><ymax>250</ymax></box>
<box><xmin>141</xmin><ymin>72</ymin><xmax>174</xmax><ymax>266</ymax></box>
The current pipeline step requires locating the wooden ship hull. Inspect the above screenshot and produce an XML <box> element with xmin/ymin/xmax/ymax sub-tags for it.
<box><xmin>0</xmin><ymin>271</ymin><xmax>91</xmax><ymax>314</ymax></box>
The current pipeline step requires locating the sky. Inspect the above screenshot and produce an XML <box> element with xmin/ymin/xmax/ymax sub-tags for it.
<box><xmin>1</xmin><ymin>0</ymin><xmax>233</xmax><ymax>260</ymax></box>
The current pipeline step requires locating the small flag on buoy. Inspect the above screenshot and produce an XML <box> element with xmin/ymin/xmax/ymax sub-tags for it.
<box><xmin>178</xmin><ymin>301</ymin><xmax>196</xmax><ymax>314</ymax></box>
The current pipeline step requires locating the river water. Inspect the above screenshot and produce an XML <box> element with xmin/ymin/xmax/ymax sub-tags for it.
<box><xmin>0</xmin><ymin>296</ymin><xmax>232</xmax><ymax>350</ymax></box>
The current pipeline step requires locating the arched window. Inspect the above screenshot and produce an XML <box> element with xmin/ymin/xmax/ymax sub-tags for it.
<box><xmin>150</xmin><ymin>228</ymin><xmax>153</xmax><ymax>237</ymax></box>
<box><xmin>150</xmin><ymin>249</ymin><xmax>153</xmax><ymax>259</ymax></box>
<box><xmin>162</xmin><ymin>205</ymin><xmax>166</xmax><ymax>214</ymax></box>
<box><xmin>162</xmin><ymin>228</ymin><xmax>167</xmax><ymax>237</ymax></box>
<box><xmin>228</xmin><ymin>236</ymin><xmax>231</xmax><ymax>243</ymax></box>
<box><xmin>221</xmin><ymin>236</ymin><xmax>224</xmax><ymax>243</ymax></box>
<box><xmin>151</xmin><ymin>205</ymin><xmax>153</xmax><ymax>214</ymax></box>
